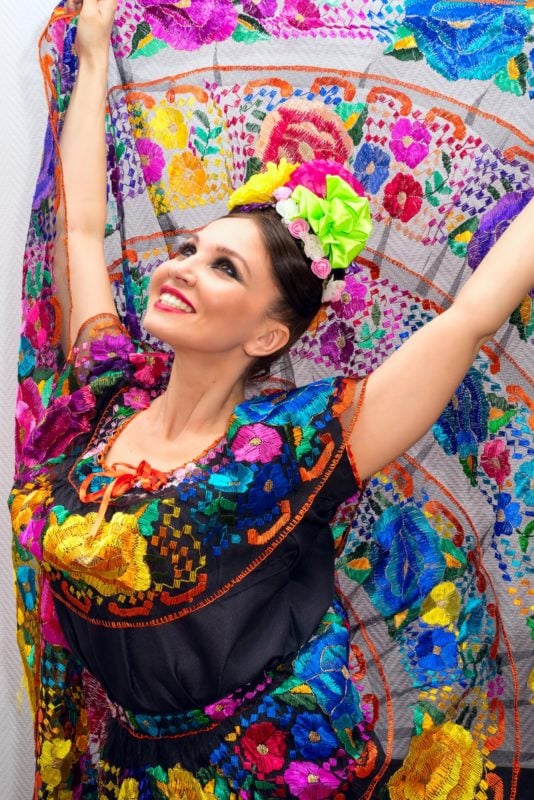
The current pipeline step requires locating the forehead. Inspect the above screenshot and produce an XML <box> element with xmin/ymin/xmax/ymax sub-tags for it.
<box><xmin>201</xmin><ymin>215</ymin><xmax>264</xmax><ymax>248</ymax></box>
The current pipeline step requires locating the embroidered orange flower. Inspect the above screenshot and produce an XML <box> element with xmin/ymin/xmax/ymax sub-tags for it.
<box><xmin>256</xmin><ymin>100</ymin><xmax>353</xmax><ymax>166</ymax></box>
<box><xmin>168</xmin><ymin>151</ymin><xmax>207</xmax><ymax>201</ymax></box>
<box><xmin>388</xmin><ymin>721</ymin><xmax>483</xmax><ymax>800</ymax></box>
<box><xmin>43</xmin><ymin>510</ymin><xmax>151</xmax><ymax>596</ymax></box>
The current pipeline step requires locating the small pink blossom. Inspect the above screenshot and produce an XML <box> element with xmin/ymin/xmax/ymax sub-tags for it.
<box><xmin>287</xmin><ymin>218</ymin><xmax>310</xmax><ymax>239</ymax></box>
<box><xmin>321</xmin><ymin>279</ymin><xmax>346</xmax><ymax>303</ymax></box>
<box><xmin>331</xmin><ymin>273</ymin><xmax>367</xmax><ymax>319</ymax></box>
<box><xmin>311</xmin><ymin>258</ymin><xmax>331</xmax><ymax>279</ymax></box>
<box><xmin>123</xmin><ymin>387</ymin><xmax>151</xmax><ymax>410</ymax></box>
<box><xmin>231</xmin><ymin>423</ymin><xmax>283</xmax><ymax>463</ymax></box>
<box><xmin>389</xmin><ymin>117</ymin><xmax>431</xmax><ymax>168</ymax></box>
<box><xmin>129</xmin><ymin>351</ymin><xmax>170</xmax><ymax>386</ymax></box>
<box><xmin>274</xmin><ymin>186</ymin><xmax>292</xmax><ymax>201</ymax></box>
<box><xmin>284</xmin><ymin>761</ymin><xmax>342</xmax><ymax>799</ymax></box>
<box><xmin>480</xmin><ymin>439</ymin><xmax>511</xmax><ymax>486</ymax></box>
<box><xmin>204</xmin><ymin>696</ymin><xmax>238</xmax><ymax>719</ymax></box>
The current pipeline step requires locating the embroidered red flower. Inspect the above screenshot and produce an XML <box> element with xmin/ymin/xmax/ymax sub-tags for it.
<box><xmin>256</xmin><ymin>100</ymin><xmax>353</xmax><ymax>166</ymax></box>
<box><xmin>480</xmin><ymin>438</ymin><xmax>511</xmax><ymax>486</ymax></box>
<box><xmin>383</xmin><ymin>173</ymin><xmax>423</xmax><ymax>222</ymax></box>
<box><xmin>241</xmin><ymin>722</ymin><xmax>288</xmax><ymax>774</ymax></box>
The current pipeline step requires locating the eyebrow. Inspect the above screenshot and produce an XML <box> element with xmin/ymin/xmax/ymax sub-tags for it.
<box><xmin>188</xmin><ymin>232</ymin><xmax>251</xmax><ymax>278</ymax></box>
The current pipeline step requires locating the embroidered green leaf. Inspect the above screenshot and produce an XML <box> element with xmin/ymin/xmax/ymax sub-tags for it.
<box><xmin>441</xmin><ymin>151</ymin><xmax>452</xmax><ymax>176</ymax></box>
<box><xmin>130</xmin><ymin>21</ymin><xmax>151</xmax><ymax>54</ymax></box>
<box><xmin>413</xmin><ymin>702</ymin><xmax>446</xmax><ymax>735</ymax></box>
<box><xmin>510</xmin><ymin>295</ymin><xmax>534</xmax><ymax>341</ymax></box>
<box><xmin>130</xmin><ymin>36</ymin><xmax>167</xmax><ymax>59</ymax></box>
<box><xmin>527</xmin><ymin>616</ymin><xmax>534</xmax><ymax>641</ymax></box>
<box><xmin>336</xmin><ymin>102</ymin><xmax>368</xmax><ymax>147</ymax></box>
<box><xmin>194</xmin><ymin>110</ymin><xmax>211</xmax><ymax>130</ymax></box>
<box><xmin>447</xmin><ymin>217</ymin><xmax>479</xmax><ymax>258</ymax></box>
<box><xmin>245</xmin><ymin>157</ymin><xmax>263</xmax><ymax>181</ymax></box>
<box><xmin>425</xmin><ymin>171</ymin><xmax>452</xmax><ymax>207</ymax></box>
<box><xmin>138</xmin><ymin>502</ymin><xmax>160</xmax><ymax>537</ymax></box>
<box><xmin>488</xmin><ymin>408</ymin><xmax>517</xmax><ymax>433</ymax></box>
<box><xmin>232</xmin><ymin>14</ymin><xmax>270</xmax><ymax>43</ymax></box>
<box><xmin>518</xmin><ymin>520</ymin><xmax>534</xmax><ymax>554</ymax></box>
<box><xmin>338</xmin><ymin>544</ymin><xmax>373</xmax><ymax>584</ymax></box>
<box><xmin>274</xmin><ymin>686</ymin><xmax>318</xmax><ymax>711</ymax></box>
<box><xmin>494</xmin><ymin>53</ymin><xmax>528</xmax><ymax>97</ymax></box>
<box><xmin>209</xmin><ymin>125</ymin><xmax>223</xmax><ymax>140</ymax></box>
<box><xmin>50</xmin><ymin>505</ymin><xmax>70</xmax><ymax>525</ymax></box>
<box><xmin>487</xmin><ymin>185</ymin><xmax>501</xmax><ymax>202</ymax></box>
<box><xmin>195</xmin><ymin>127</ymin><xmax>209</xmax><ymax>144</ymax></box>
<box><xmin>371</xmin><ymin>300</ymin><xmax>381</xmax><ymax>327</ymax></box>
<box><xmin>384</xmin><ymin>25</ymin><xmax>424</xmax><ymax>62</ymax></box>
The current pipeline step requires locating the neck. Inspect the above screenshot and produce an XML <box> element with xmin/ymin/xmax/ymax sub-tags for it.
<box><xmin>151</xmin><ymin>351</ymin><xmax>247</xmax><ymax>442</ymax></box>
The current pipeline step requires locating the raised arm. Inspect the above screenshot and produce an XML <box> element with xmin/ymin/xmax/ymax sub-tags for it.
<box><xmin>351</xmin><ymin>196</ymin><xmax>534</xmax><ymax>481</ymax></box>
<box><xmin>54</xmin><ymin>0</ymin><xmax>118</xmax><ymax>354</ymax></box>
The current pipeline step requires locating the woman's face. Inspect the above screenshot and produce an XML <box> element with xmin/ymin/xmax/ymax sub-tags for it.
<box><xmin>144</xmin><ymin>216</ymin><xmax>289</xmax><ymax>366</ymax></box>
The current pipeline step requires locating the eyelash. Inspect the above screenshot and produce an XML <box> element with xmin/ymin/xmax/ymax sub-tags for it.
<box><xmin>175</xmin><ymin>242</ymin><xmax>240</xmax><ymax>281</ymax></box>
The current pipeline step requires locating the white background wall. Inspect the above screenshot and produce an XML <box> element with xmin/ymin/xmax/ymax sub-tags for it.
<box><xmin>0</xmin><ymin>2</ymin><xmax>52</xmax><ymax>795</ymax></box>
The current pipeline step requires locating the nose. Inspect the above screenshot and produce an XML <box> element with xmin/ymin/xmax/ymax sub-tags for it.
<box><xmin>167</xmin><ymin>256</ymin><xmax>197</xmax><ymax>285</ymax></box>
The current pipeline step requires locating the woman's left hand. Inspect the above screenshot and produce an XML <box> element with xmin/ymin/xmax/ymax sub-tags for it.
<box><xmin>67</xmin><ymin>0</ymin><xmax>118</xmax><ymax>64</ymax></box>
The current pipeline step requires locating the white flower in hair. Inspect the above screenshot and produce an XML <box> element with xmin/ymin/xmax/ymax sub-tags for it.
<box><xmin>275</xmin><ymin>197</ymin><xmax>300</xmax><ymax>222</ymax></box>
<box><xmin>302</xmin><ymin>232</ymin><xmax>325</xmax><ymax>262</ymax></box>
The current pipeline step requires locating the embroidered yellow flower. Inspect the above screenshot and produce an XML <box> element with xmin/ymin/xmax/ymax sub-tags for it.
<box><xmin>157</xmin><ymin>765</ymin><xmax>212</xmax><ymax>799</ymax></box>
<box><xmin>388</xmin><ymin>721</ymin><xmax>483</xmax><ymax>800</ymax></box>
<box><xmin>10</xmin><ymin>482</ymin><xmax>51</xmax><ymax>534</ymax></box>
<box><xmin>169</xmin><ymin>151</ymin><xmax>207</xmax><ymax>201</ymax></box>
<box><xmin>149</xmin><ymin>104</ymin><xmax>188</xmax><ymax>150</ymax></box>
<box><xmin>43</xmin><ymin>511</ymin><xmax>151</xmax><ymax>596</ymax></box>
<box><xmin>227</xmin><ymin>159</ymin><xmax>299</xmax><ymax>210</ymax></box>
<box><xmin>118</xmin><ymin>778</ymin><xmax>140</xmax><ymax>800</ymax></box>
<box><xmin>39</xmin><ymin>737</ymin><xmax>73</xmax><ymax>789</ymax></box>
<box><xmin>421</xmin><ymin>581</ymin><xmax>461</xmax><ymax>627</ymax></box>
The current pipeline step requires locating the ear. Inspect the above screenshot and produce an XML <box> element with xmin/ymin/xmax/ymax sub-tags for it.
<box><xmin>244</xmin><ymin>320</ymin><xmax>290</xmax><ymax>359</ymax></box>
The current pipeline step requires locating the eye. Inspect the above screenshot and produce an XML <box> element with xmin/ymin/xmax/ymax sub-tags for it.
<box><xmin>212</xmin><ymin>258</ymin><xmax>240</xmax><ymax>280</ymax></box>
<box><xmin>176</xmin><ymin>241</ymin><xmax>196</xmax><ymax>258</ymax></box>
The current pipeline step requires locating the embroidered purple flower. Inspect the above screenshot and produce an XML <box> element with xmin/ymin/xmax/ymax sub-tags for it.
<box><xmin>468</xmin><ymin>190</ymin><xmax>534</xmax><ymax>286</ymax></box>
<box><xmin>494</xmin><ymin>492</ymin><xmax>522</xmax><ymax>537</ymax></box>
<box><xmin>331</xmin><ymin>274</ymin><xmax>367</xmax><ymax>320</ymax></box>
<box><xmin>21</xmin><ymin>386</ymin><xmax>96</xmax><ymax>467</ymax></box>
<box><xmin>123</xmin><ymin>387</ymin><xmax>151</xmax><ymax>410</ymax></box>
<box><xmin>291</xmin><ymin>712</ymin><xmax>338</xmax><ymax>759</ymax></box>
<box><xmin>353</xmin><ymin>143</ymin><xmax>390</xmax><ymax>195</ymax></box>
<box><xmin>204</xmin><ymin>695</ymin><xmax>239</xmax><ymax>720</ymax></box>
<box><xmin>282</xmin><ymin>0</ymin><xmax>323</xmax><ymax>31</ymax></box>
<box><xmin>15</xmin><ymin>379</ymin><xmax>44</xmax><ymax>466</ymax></box>
<box><xmin>319</xmin><ymin>321</ymin><xmax>354</xmax><ymax>365</ymax></box>
<box><xmin>242</xmin><ymin>0</ymin><xmax>277</xmax><ymax>20</ymax></box>
<box><xmin>231</xmin><ymin>423</ymin><xmax>283</xmax><ymax>463</ymax></box>
<box><xmin>136</xmin><ymin>138</ymin><xmax>165</xmax><ymax>185</ymax></box>
<box><xmin>389</xmin><ymin>117</ymin><xmax>431</xmax><ymax>168</ymax></box>
<box><xmin>284</xmin><ymin>761</ymin><xmax>342</xmax><ymax>799</ymax></box>
<box><xmin>33</xmin><ymin>125</ymin><xmax>56</xmax><ymax>208</ymax></box>
<box><xmin>488</xmin><ymin>675</ymin><xmax>505</xmax><ymax>698</ymax></box>
<box><xmin>129</xmin><ymin>351</ymin><xmax>170</xmax><ymax>386</ymax></box>
<box><xmin>91</xmin><ymin>333</ymin><xmax>136</xmax><ymax>363</ymax></box>
<box><xmin>138</xmin><ymin>0</ymin><xmax>238</xmax><ymax>51</ymax></box>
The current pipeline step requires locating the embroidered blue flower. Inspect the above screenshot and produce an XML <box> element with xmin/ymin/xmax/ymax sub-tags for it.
<box><xmin>353</xmin><ymin>143</ymin><xmax>390</xmax><ymax>195</ymax></box>
<box><xmin>364</xmin><ymin>505</ymin><xmax>445</xmax><ymax>617</ymax></box>
<box><xmin>415</xmin><ymin>627</ymin><xmax>459</xmax><ymax>679</ymax></box>
<box><xmin>403</xmin><ymin>1</ymin><xmax>531</xmax><ymax>81</ymax></box>
<box><xmin>494</xmin><ymin>492</ymin><xmax>522</xmax><ymax>536</ymax></box>
<box><xmin>291</xmin><ymin>712</ymin><xmax>338</xmax><ymax>759</ymax></box>
<box><xmin>433</xmin><ymin>370</ymin><xmax>489</xmax><ymax>460</ymax></box>
<box><xmin>514</xmin><ymin>460</ymin><xmax>534</xmax><ymax>506</ymax></box>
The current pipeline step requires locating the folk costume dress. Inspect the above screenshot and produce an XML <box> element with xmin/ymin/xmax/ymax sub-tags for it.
<box><xmin>12</xmin><ymin>1</ymin><xmax>534</xmax><ymax>799</ymax></box>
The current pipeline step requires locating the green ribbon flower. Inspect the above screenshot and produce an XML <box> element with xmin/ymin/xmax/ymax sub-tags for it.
<box><xmin>290</xmin><ymin>176</ymin><xmax>373</xmax><ymax>270</ymax></box>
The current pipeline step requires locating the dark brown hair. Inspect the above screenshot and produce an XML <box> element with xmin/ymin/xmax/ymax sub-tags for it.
<box><xmin>228</xmin><ymin>206</ymin><xmax>323</xmax><ymax>380</ymax></box>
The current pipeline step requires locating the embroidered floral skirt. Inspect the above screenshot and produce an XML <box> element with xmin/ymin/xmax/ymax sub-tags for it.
<box><xmin>93</xmin><ymin>599</ymin><xmax>383</xmax><ymax>799</ymax></box>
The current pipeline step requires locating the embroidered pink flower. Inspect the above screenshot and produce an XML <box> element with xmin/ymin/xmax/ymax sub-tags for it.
<box><xmin>123</xmin><ymin>387</ymin><xmax>151</xmax><ymax>410</ymax></box>
<box><xmin>138</xmin><ymin>0</ymin><xmax>237</xmax><ymax>52</ymax></box>
<box><xmin>256</xmin><ymin>100</ymin><xmax>353</xmax><ymax>166</ymax></box>
<box><xmin>231</xmin><ymin>423</ymin><xmax>283</xmax><ymax>463</ymax></box>
<box><xmin>480</xmin><ymin>439</ymin><xmax>511</xmax><ymax>485</ymax></box>
<box><xmin>331</xmin><ymin>273</ymin><xmax>368</xmax><ymax>319</ymax></box>
<box><xmin>204</xmin><ymin>696</ymin><xmax>239</xmax><ymax>720</ymax></box>
<box><xmin>136</xmin><ymin>138</ymin><xmax>165</xmax><ymax>185</ymax></box>
<box><xmin>311</xmin><ymin>258</ymin><xmax>331</xmax><ymax>279</ymax></box>
<box><xmin>287</xmin><ymin>218</ymin><xmax>310</xmax><ymax>238</ymax></box>
<box><xmin>287</xmin><ymin>159</ymin><xmax>366</xmax><ymax>198</ymax></box>
<box><xmin>24</xmin><ymin>300</ymin><xmax>57</xmax><ymax>350</ymax></box>
<box><xmin>41</xmin><ymin>577</ymin><xmax>69</xmax><ymax>648</ymax></box>
<box><xmin>241</xmin><ymin>722</ymin><xmax>288</xmax><ymax>774</ymax></box>
<box><xmin>23</xmin><ymin>387</ymin><xmax>96</xmax><ymax>467</ymax></box>
<box><xmin>389</xmin><ymin>117</ymin><xmax>431</xmax><ymax>168</ymax></box>
<box><xmin>129</xmin><ymin>351</ymin><xmax>170</xmax><ymax>386</ymax></box>
<box><xmin>284</xmin><ymin>761</ymin><xmax>342</xmax><ymax>799</ymax></box>
<box><xmin>383</xmin><ymin>173</ymin><xmax>423</xmax><ymax>222</ymax></box>
<box><xmin>282</xmin><ymin>0</ymin><xmax>322</xmax><ymax>31</ymax></box>
<box><xmin>15</xmin><ymin>378</ymin><xmax>44</xmax><ymax>465</ymax></box>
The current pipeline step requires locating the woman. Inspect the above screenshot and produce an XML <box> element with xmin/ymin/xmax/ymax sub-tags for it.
<box><xmin>11</xmin><ymin>0</ymin><xmax>534</xmax><ymax>797</ymax></box>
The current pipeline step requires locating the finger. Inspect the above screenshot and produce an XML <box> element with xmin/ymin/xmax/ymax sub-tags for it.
<box><xmin>66</xmin><ymin>0</ymin><xmax>83</xmax><ymax>12</ymax></box>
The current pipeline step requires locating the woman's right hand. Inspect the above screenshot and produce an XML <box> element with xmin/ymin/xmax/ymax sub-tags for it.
<box><xmin>67</xmin><ymin>0</ymin><xmax>118</xmax><ymax>63</ymax></box>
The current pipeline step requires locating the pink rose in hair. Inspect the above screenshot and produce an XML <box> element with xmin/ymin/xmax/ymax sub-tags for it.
<box><xmin>287</xmin><ymin>158</ymin><xmax>366</xmax><ymax>198</ymax></box>
<box><xmin>311</xmin><ymin>258</ymin><xmax>331</xmax><ymax>279</ymax></box>
<box><xmin>287</xmin><ymin>218</ymin><xmax>310</xmax><ymax>239</ymax></box>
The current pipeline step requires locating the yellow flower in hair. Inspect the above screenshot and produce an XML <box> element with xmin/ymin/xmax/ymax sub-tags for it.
<box><xmin>228</xmin><ymin>159</ymin><xmax>299</xmax><ymax>210</ymax></box>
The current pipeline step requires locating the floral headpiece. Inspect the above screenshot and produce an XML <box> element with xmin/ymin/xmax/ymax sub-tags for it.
<box><xmin>228</xmin><ymin>158</ymin><xmax>373</xmax><ymax>300</ymax></box>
